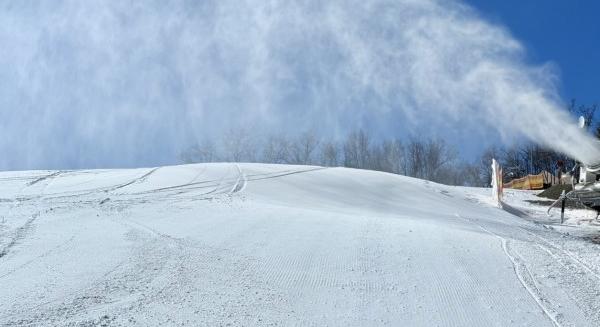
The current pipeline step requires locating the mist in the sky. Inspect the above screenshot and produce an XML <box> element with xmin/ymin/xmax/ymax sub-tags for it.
<box><xmin>1</xmin><ymin>0</ymin><xmax>598</xmax><ymax>170</ymax></box>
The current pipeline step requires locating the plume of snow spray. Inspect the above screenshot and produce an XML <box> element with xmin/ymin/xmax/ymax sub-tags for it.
<box><xmin>0</xmin><ymin>0</ymin><xmax>598</xmax><ymax>169</ymax></box>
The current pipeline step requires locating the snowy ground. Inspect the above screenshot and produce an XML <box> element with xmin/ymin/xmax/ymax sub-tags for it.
<box><xmin>1</xmin><ymin>163</ymin><xmax>600</xmax><ymax>326</ymax></box>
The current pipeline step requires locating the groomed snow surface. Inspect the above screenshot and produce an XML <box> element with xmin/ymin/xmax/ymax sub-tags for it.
<box><xmin>1</xmin><ymin>163</ymin><xmax>600</xmax><ymax>326</ymax></box>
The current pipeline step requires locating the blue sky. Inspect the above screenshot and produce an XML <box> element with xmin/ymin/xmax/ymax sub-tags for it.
<box><xmin>466</xmin><ymin>0</ymin><xmax>600</xmax><ymax>105</ymax></box>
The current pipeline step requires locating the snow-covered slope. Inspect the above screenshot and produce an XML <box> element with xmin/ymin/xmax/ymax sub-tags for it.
<box><xmin>1</xmin><ymin>163</ymin><xmax>600</xmax><ymax>326</ymax></box>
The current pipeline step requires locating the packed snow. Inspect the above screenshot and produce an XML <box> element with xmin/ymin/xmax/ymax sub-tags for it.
<box><xmin>1</xmin><ymin>163</ymin><xmax>600</xmax><ymax>326</ymax></box>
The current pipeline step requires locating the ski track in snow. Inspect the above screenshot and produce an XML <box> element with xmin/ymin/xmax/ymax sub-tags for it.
<box><xmin>454</xmin><ymin>213</ymin><xmax>561</xmax><ymax>327</ymax></box>
<box><xmin>455</xmin><ymin>192</ymin><xmax>600</xmax><ymax>327</ymax></box>
<box><xmin>0</xmin><ymin>170</ymin><xmax>62</xmax><ymax>259</ymax></box>
<box><xmin>1</xmin><ymin>163</ymin><xmax>600</xmax><ymax>326</ymax></box>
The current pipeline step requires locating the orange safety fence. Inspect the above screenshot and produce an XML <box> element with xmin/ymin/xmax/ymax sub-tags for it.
<box><xmin>505</xmin><ymin>173</ymin><xmax>546</xmax><ymax>190</ymax></box>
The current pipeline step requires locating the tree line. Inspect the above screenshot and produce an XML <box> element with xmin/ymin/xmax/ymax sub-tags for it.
<box><xmin>180</xmin><ymin>129</ymin><xmax>482</xmax><ymax>186</ymax></box>
<box><xmin>181</xmin><ymin>100</ymin><xmax>598</xmax><ymax>188</ymax></box>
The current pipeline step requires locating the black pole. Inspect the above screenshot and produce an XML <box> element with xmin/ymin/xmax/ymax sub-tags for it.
<box><xmin>560</xmin><ymin>197</ymin><xmax>566</xmax><ymax>224</ymax></box>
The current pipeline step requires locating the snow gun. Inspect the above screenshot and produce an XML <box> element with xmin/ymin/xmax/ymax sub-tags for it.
<box><xmin>548</xmin><ymin>117</ymin><xmax>600</xmax><ymax>222</ymax></box>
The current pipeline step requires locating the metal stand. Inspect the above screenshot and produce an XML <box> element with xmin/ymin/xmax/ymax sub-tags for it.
<box><xmin>547</xmin><ymin>190</ymin><xmax>567</xmax><ymax>224</ymax></box>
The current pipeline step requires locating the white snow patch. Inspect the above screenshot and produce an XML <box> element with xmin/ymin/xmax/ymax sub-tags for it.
<box><xmin>1</xmin><ymin>163</ymin><xmax>600</xmax><ymax>326</ymax></box>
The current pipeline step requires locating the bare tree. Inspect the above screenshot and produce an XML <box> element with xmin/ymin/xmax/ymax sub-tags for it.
<box><xmin>461</xmin><ymin>163</ymin><xmax>485</xmax><ymax>187</ymax></box>
<box><xmin>406</xmin><ymin>139</ymin><xmax>424</xmax><ymax>178</ymax></box>
<box><xmin>405</xmin><ymin>138</ymin><xmax>456</xmax><ymax>182</ymax></box>
<box><xmin>387</xmin><ymin>139</ymin><xmax>405</xmax><ymax>174</ymax></box>
<box><xmin>423</xmin><ymin>139</ymin><xmax>456</xmax><ymax>181</ymax></box>
<box><xmin>221</xmin><ymin>128</ymin><xmax>256</xmax><ymax>162</ymax></box>
<box><xmin>368</xmin><ymin>139</ymin><xmax>403</xmax><ymax>174</ymax></box>
<box><xmin>369</xmin><ymin>144</ymin><xmax>385</xmax><ymax>172</ymax></box>
<box><xmin>320</xmin><ymin>141</ymin><xmax>340</xmax><ymax>167</ymax></box>
<box><xmin>343</xmin><ymin>129</ymin><xmax>371</xmax><ymax>169</ymax></box>
<box><xmin>179</xmin><ymin>139</ymin><xmax>217</xmax><ymax>163</ymax></box>
<box><xmin>289</xmin><ymin>131</ymin><xmax>320</xmax><ymax>165</ymax></box>
<box><xmin>262</xmin><ymin>135</ymin><xmax>290</xmax><ymax>164</ymax></box>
